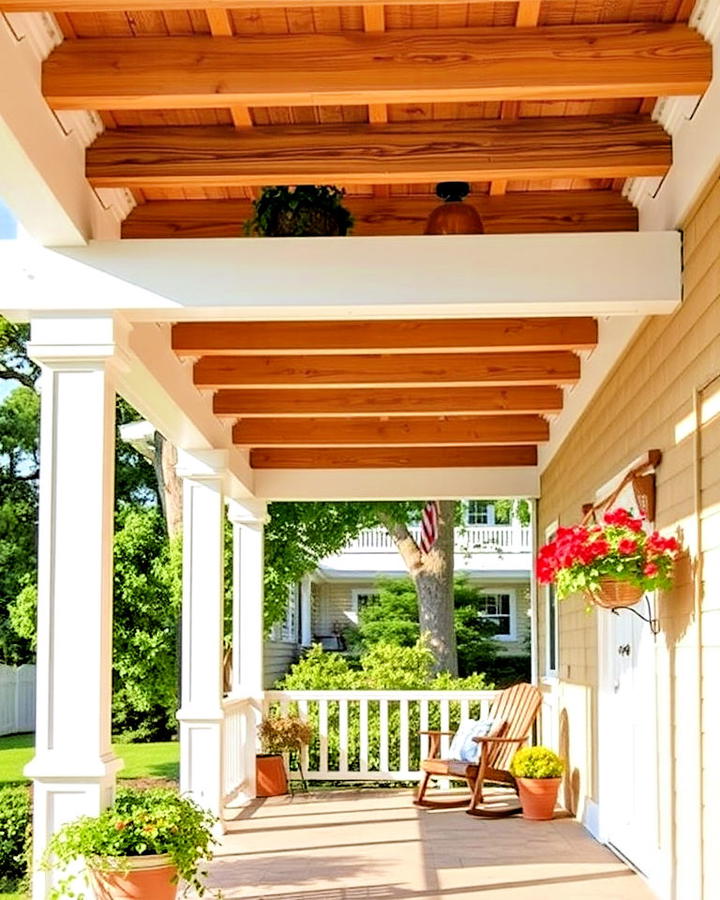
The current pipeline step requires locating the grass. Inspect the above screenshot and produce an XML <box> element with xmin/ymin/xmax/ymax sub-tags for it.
<box><xmin>0</xmin><ymin>733</ymin><xmax>179</xmax><ymax>785</ymax></box>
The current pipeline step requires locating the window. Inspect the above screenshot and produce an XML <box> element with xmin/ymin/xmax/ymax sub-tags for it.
<box><xmin>478</xmin><ymin>591</ymin><xmax>515</xmax><ymax>639</ymax></box>
<box><xmin>466</xmin><ymin>501</ymin><xmax>495</xmax><ymax>525</ymax></box>
<box><xmin>351</xmin><ymin>589</ymin><xmax>379</xmax><ymax>612</ymax></box>
<box><xmin>281</xmin><ymin>584</ymin><xmax>299</xmax><ymax>642</ymax></box>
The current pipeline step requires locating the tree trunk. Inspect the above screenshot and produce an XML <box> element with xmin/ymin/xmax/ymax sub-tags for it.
<box><xmin>381</xmin><ymin>500</ymin><xmax>458</xmax><ymax>675</ymax></box>
<box><xmin>153</xmin><ymin>431</ymin><xmax>183</xmax><ymax>538</ymax></box>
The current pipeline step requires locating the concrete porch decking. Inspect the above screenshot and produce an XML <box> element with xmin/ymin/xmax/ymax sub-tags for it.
<box><xmin>208</xmin><ymin>789</ymin><xmax>656</xmax><ymax>900</ymax></box>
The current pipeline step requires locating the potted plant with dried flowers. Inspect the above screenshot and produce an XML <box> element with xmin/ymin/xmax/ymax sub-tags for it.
<box><xmin>510</xmin><ymin>746</ymin><xmax>565</xmax><ymax>821</ymax></box>
<box><xmin>42</xmin><ymin>787</ymin><xmax>217</xmax><ymax>900</ymax></box>
<box><xmin>244</xmin><ymin>185</ymin><xmax>354</xmax><ymax>237</ymax></box>
<box><xmin>537</xmin><ymin>507</ymin><xmax>679</xmax><ymax>609</ymax></box>
<box><xmin>257</xmin><ymin>714</ymin><xmax>314</xmax><ymax>796</ymax></box>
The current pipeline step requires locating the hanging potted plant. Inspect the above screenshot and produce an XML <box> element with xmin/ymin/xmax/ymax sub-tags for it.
<box><xmin>257</xmin><ymin>714</ymin><xmax>314</xmax><ymax>797</ymax></box>
<box><xmin>510</xmin><ymin>746</ymin><xmax>565</xmax><ymax>821</ymax></box>
<box><xmin>244</xmin><ymin>185</ymin><xmax>354</xmax><ymax>237</ymax></box>
<box><xmin>537</xmin><ymin>508</ymin><xmax>680</xmax><ymax>609</ymax></box>
<box><xmin>42</xmin><ymin>787</ymin><xmax>217</xmax><ymax>899</ymax></box>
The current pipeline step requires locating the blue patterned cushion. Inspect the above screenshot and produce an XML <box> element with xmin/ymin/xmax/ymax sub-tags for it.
<box><xmin>448</xmin><ymin>718</ymin><xmax>496</xmax><ymax>763</ymax></box>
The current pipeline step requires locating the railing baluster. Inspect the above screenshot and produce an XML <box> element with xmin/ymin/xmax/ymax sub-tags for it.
<box><xmin>359</xmin><ymin>698</ymin><xmax>369</xmax><ymax>774</ymax></box>
<box><xmin>339</xmin><ymin>698</ymin><xmax>348</xmax><ymax>774</ymax></box>
<box><xmin>419</xmin><ymin>699</ymin><xmax>429</xmax><ymax>761</ymax></box>
<box><xmin>440</xmin><ymin>698</ymin><xmax>450</xmax><ymax>757</ymax></box>
<box><xmin>319</xmin><ymin>699</ymin><xmax>328</xmax><ymax>777</ymax></box>
<box><xmin>298</xmin><ymin>698</ymin><xmax>309</xmax><ymax>777</ymax></box>
<box><xmin>399</xmin><ymin>698</ymin><xmax>409</xmax><ymax>775</ymax></box>
<box><xmin>460</xmin><ymin>698</ymin><xmax>470</xmax><ymax>721</ymax></box>
<box><xmin>379</xmin><ymin>698</ymin><xmax>389</xmax><ymax>773</ymax></box>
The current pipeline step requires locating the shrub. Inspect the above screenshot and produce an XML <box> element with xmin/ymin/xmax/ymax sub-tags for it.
<box><xmin>510</xmin><ymin>746</ymin><xmax>565</xmax><ymax>779</ymax></box>
<box><xmin>0</xmin><ymin>785</ymin><xmax>32</xmax><ymax>892</ymax></box>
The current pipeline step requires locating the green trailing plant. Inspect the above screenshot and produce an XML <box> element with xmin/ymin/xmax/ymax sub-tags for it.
<box><xmin>244</xmin><ymin>185</ymin><xmax>354</xmax><ymax>237</ymax></box>
<box><xmin>510</xmin><ymin>746</ymin><xmax>565</xmax><ymax>779</ymax></box>
<box><xmin>42</xmin><ymin>787</ymin><xmax>217</xmax><ymax>899</ymax></box>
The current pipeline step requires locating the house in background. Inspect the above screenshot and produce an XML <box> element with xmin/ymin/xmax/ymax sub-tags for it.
<box><xmin>265</xmin><ymin>502</ymin><xmax>532</xmax><ymax>686</ymax></box>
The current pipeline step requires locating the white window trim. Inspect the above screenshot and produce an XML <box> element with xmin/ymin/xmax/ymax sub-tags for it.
<box><xmin>350</xmin><ymin>588</ymin><xmax>380</xmax><ymax>623</ymax></box>
<box><xmin>543</xmin><ymin>520</ymin><xmax>560</xmax><ymax>679</ymax></box>
<box><xmin>478</xmin><ymin>588</ymin><xmax>517</xmax><ymax>642</ymax></box>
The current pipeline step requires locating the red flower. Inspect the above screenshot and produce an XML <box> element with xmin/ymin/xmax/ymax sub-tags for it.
<box><xmin>618</xmin><ymin>538</ymin><xmax>638</xmax><ymax>555</ymax></box>
<box><xmin>644</xmin><ymin>562</ymin><xmax>659</xmax><ymax>576</ymax></box>
<box><xmin>627</xmin><ymin>518</ymin><xmax>644</xmax><ymax>533</ymax></box>
<box><xmin>604</xmin><ymin>508</ymin><xmax>631</xmax><ymax>526</ymax></box>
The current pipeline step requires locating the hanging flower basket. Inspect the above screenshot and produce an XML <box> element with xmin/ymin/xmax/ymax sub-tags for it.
<box><xmin>584</xmin><ymin>578</ymin><xmax>644</xmax><ymax>610</ymax></box>
<box><xmin>537</xmin><ymin>508</ymin><xmax>680</xmax><ymax>609</ymax></box>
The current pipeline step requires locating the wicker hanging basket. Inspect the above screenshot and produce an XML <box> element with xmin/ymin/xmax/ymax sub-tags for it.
<box><xmin>585</xmin><ymin>579</ymin><xmax>644</xmax><ymax>609</ymax></box>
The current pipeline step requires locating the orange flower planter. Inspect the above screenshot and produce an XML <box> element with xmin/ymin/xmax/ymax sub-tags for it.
<box><xmin>89</xmin><ymin>854</ymin><xmax>178</xmax><ymax>900</ymax></box>
<box><xmin>586</xmin><ymin>578</ymin><xmax>644</xmax><ymax>609</ymax></box>
<box><xmin>256</xmin><ymin>754</ymin><xmax>289</xmax><ymax>797</ymax></box>
<box><xmin>516</xmin><ymin>777</ymin><xmax>562</xmax><ymax>821</ymax></box>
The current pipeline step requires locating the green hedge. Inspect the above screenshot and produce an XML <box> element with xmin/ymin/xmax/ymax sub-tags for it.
<box><xmin>0</xmin><ymin>786</ymin><xmax>31</xmax><ymax>893</ymax></box>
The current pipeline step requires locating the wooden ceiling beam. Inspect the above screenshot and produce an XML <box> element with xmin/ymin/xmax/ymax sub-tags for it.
<box><xmin>249</xmin><ymin>446</ymin><xmax>539</xmax><ymax>468</ymax></box>
<box><xmin>0</xmin><ymin>0</ymin><xmax>572</xmax><ymax>8</ymax></box>
<box><xmin>233</xmin><ymin>414</ymin><xmax>549</xmax><ymax>447</ymax></box>
<box><xmin>213</xmin><ymin>386</ymin><xmax>565</xmax><ymax>418</ymax></box>
<box><xmin>87</xmin><ymin>116</ymin><xmax>671</xmax><ymax>188</ymax></box>
<box><xmin>44</xmin><ymin>25</ymin><xmax>710</xmax><ymax>110</ymax></box>
<box><xmin>122</xmin><ymin>191</ymin><xmax>638</xmax><ymax>238</ymax></box>
<box><xmin>193</xmin><ymin>351</ymin><xmax>581</xmax><ymax>389</ymax></box>
<box><xmin>173</xmin><ymin>317</ymin><xmax>598</xmax><ymax>356</ymax></box>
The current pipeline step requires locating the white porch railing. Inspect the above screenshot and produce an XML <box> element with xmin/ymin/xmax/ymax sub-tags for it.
<box><xmin>263</xmin><ymin>689</ymin><xmax>499</xmax><ymax>781</ymax></box>
<box><xmin>222</xmin><ymin>694</ymin><xmax>256</xmax><ymax>803</ymax></box>
<box><xmin>344</xmin><ymin>525</ymin><xmax>530</xmax><ymax>555</ymax></box>
<box><xmin>0</xmin><ymin>663</ymin><xmax>36</xmax><ymax>736</ymax></box>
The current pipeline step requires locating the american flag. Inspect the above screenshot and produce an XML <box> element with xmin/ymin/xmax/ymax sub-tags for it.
<box><xmin>419</xmin><ymin>501</ymin><xmax>439</xmax><ymax>554</ymax></box>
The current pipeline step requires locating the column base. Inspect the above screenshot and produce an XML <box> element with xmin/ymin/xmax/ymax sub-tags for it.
<box><xmin>178</xmin><ymin>714</ymin><xmax>224</xmax><ymax>827</ymax></box>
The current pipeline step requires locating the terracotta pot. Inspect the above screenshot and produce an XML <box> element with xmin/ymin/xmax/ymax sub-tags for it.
<box><xmin>89</xmin><ymin>854</ymin><xmax>178</xmax><ymax>900</ymax></box>
<box><xmin>516</xmin><ymin>777</ymin><xmax>562</xmax><ymax>821</ymax></box>
<box><xmin>256</xmin><ymin>754</ymin><xmax>288</xmax><ymax>797</ymax></box>
<box><xmin>586</xmin><ymin>578</ymin><xmax>644</xmax><ymax>609</ymax></box>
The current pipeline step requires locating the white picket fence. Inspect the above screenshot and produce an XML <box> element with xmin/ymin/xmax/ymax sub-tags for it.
<box><xmin>263</xmin><ymin>689</ymin><xmax>499</xmax><ymax>781</ymax></box>
<box><xmin>0</xmin><ymin>663</ymin><xmax>36</xmax><ymax>736</ymax></box>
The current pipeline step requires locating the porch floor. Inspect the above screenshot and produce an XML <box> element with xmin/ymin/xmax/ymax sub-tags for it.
<box><xmin>208</xmin><ymin>788</ymin><xmax>656</xmax><ymax>899</ymax></box>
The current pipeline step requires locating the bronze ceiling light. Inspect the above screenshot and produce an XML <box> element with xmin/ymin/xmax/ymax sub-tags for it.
<box><xmin>424</xmin><ymin>182</ymin><xmax>485</xmax><ymax>235</ymax></box>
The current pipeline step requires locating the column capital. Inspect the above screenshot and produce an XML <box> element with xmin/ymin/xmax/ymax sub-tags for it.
<box><xmin>176</xmin><ymin>448</ymin><xmax>229</xmax><ymax>481</ymax></box>
<box><xmin>26</xmin><ymin>313</ymin><xmax>132</xmax><ymax>371</ymax></box>
<box><xmin>227</xmin><ymin>497</ymin><xmax>269</xmax><ymax>526</ymax></box>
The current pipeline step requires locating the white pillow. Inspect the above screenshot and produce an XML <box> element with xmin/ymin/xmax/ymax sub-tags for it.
<box><xmin>448</xmin><ymin>718</ymin><xmax>496</xmax><ymax>763</ymax></box>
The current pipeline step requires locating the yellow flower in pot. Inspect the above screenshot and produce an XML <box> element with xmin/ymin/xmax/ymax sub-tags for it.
<box><xmin>510</xmin><ymin>746</ymin><xmax>565</xmax><ymax>821</ymax></box>
<box><xmin>257</xmin><ymin>714</ymin><xmax>314</xmax><ymax>797</ymax></box>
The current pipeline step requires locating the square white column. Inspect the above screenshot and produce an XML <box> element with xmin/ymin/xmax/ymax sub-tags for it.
<box><xmin>227</xmin><ymin>499</ymin><xmax>268</xmax><ymax>800</ymax></box>
<box><xmin>300</xmin><ymin>575</ymin><xmax>313</xmax><ymax>647</ymax></box>
<box><xmin>24</xmin><ymin>316</ymin><xmax>125</xmax><ymax>900</ymax></box>
<box><xmin>176</xmin><ymin>450</ymin><xmax>228</xmax><ymax>824</ymax></box>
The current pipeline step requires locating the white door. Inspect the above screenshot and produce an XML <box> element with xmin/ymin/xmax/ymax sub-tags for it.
<box><xmin>598</xmin><ymin>595</ymin><xmax>660</xmax><ymax>878</ymax></box>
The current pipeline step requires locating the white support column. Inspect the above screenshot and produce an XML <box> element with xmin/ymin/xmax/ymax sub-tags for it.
<box><xmin>227</xmin><ymin>499</ymin><xmax>268</xmax><ymax>800</ymax></box>
<box><xmin>24</xmin><ymin>316</ymin><xmax>124</xmax><ymax>900</ymax></box>
<box><xmin>300</xmin><ymin>575</ymin><xmax>313</xmax><ymax>648</ymax></box>
<box><xmin>176</xmin><ymin>450</ymin><xmax>228</xmax><ymax>825</ymax></box>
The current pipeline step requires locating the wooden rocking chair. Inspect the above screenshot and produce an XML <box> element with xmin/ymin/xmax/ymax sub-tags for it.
<box><xmin>414</xmin><ymin>683</ymin><xmax>542</xmax><ymax>817</ymax></box>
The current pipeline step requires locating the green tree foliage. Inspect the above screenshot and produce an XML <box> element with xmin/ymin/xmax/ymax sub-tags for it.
<box><xmin>344</xmin><ymin>577</ymin><xmax>499</xmax><ymax>678</ymax></box>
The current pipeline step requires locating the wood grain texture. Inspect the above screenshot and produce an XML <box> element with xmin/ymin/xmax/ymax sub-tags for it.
<box><xmin>43</xmin><ymin>25</ymin><xmax>710</xmax><ymax>110</ymax></box>
<box><xmin>193</xmin><ymin>351</ymin><xmax>581</xmax><ymax>388</ymax></box>
<box><xmin>213</xmin><ymin>385</ymin><xmax>565</xmax><ymax>417</ymax></box>
<box><xmin>0</xmin><ymin>0</ymin><xmax>550</xmax><ymax>7</ymax></box>
<box><xmin>232</xmin><ymin>414</ymin><xmax>550</xmax><ymax>446</ymax></box>
<box><xmin>87</xmin><ymin>116</ymin><xmax>672</xmax><ymax>188</ymax></box>
<box><xmin>173</xmin><ymin>317</ymin><xmax>598</xmax><ymax>355</ymax></box>
<box><xmin>123</xmin><ymin>191</ymin><xmax>639</xmax><ymax>238</ymax></box>
<box><xmin>249</xmin><ymin>445</ymin><xmax>539</xmax><ymax>468</ymax></box>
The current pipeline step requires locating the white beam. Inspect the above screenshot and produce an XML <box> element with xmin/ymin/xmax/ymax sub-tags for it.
<box><xmin>0</xmin><ymin>13</ymin><xmax>123</xmax><ymax>245</ymax></box>
<box><xmin>254</xmin><ymin>466</ymin><xmax>540</xmax><ymax>501</ymax></box>
<box><xmin>0</xmin><ymin>231</ymin><xmax>681</xmax><ymax>321</ymax></box>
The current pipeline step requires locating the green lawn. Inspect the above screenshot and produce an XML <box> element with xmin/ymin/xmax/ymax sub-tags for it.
<box><xmin>0</xmin><ymin>734</ymin><xmax>179</xmax><ymax>785</ymax></box>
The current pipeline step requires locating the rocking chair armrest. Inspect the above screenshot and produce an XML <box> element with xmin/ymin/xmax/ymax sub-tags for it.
<box><xmin>471</xmin><ymin>735</ymin><xmax>527</xmax><ymax>744</ymax></box>
<box><xmin>419</xmin><ymin>730</ymin><xmax>455</xmax><ymax>736</ymax></box>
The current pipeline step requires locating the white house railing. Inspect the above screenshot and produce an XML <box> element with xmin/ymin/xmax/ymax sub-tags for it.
<box><xmin>344</xmin><ymin>524</ymin><xmax>530</xmax><ymax>555</ymax></box>
<box><xmin>222</xmin><ymin>694</ymin><xmax>256</xmax><ymax>803</ymax></box>
<box><xmin>263</xmin><ymin>689</ymin><xmax>500</xmax><ymax>781</ymax></box>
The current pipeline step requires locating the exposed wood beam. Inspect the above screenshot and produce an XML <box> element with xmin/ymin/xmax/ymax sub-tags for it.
<box><xmin>193</xmin><ymin>351</ymin><xmax>581</xmax><ymax>389</ymax></box>
<box><xmin>205</xmin><ymin>8</ymin><xmax>252</xmax><ymax>129</ymax></box>
<box><xmin>44</xmin><ymin>25</ymin><xmax>710</xmax><ymax>111</ymax></box>
<box><xmin>87</xmin><ymin>116</ymin><xmax>672</xmax><ymax>188</ymax></box>
<box><xmin>122</xmin><ymin>191</ymin><xmax>638</xmax><ymax>238</ymax></box>
<box><xmin>249</xmin><ymin>446</ymin><xmax>539</xmax><ymax>468</ymax></box>
<box><xmin>213</xmin><ymin>385</ymin><xmax>565</xmax><ymax>418</ymax></box>
<box><xmin>233</xmin><ymin>414</ymin><xmax>549</xmax><ymax>447</ymax></box>
<box><xmin>0</xmin><ymin>0</ymin><xmax>558</xmax><ymax>7</ymax></box>
<box><xmin>173</xmin><ymin>317</ymin><xmax>598</xmax><ymax>355</ymax></box>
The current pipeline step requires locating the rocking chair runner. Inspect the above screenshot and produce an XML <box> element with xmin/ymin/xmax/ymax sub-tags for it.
<box><xmin>414</xmin><ymin>683</ymin><xmax>543</xmax><ymax>817</ymax></box>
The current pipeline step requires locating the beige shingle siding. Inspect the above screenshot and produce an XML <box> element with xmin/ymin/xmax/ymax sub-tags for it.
<box><xmin>538</xmin><ymin>173</ymin><xmax>720</xmax><ymax>896</ymax></box>
<box><xmin>263</xmin><ymin>640</ymin><xmax>299</xmax><ymax>688</ymax></box>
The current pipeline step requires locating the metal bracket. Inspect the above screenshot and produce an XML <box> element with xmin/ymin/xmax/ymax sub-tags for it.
<box><xmin>610</xmin><ymin>596</ymin><xmax>660</xmax><ymax>635</ymax></box>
